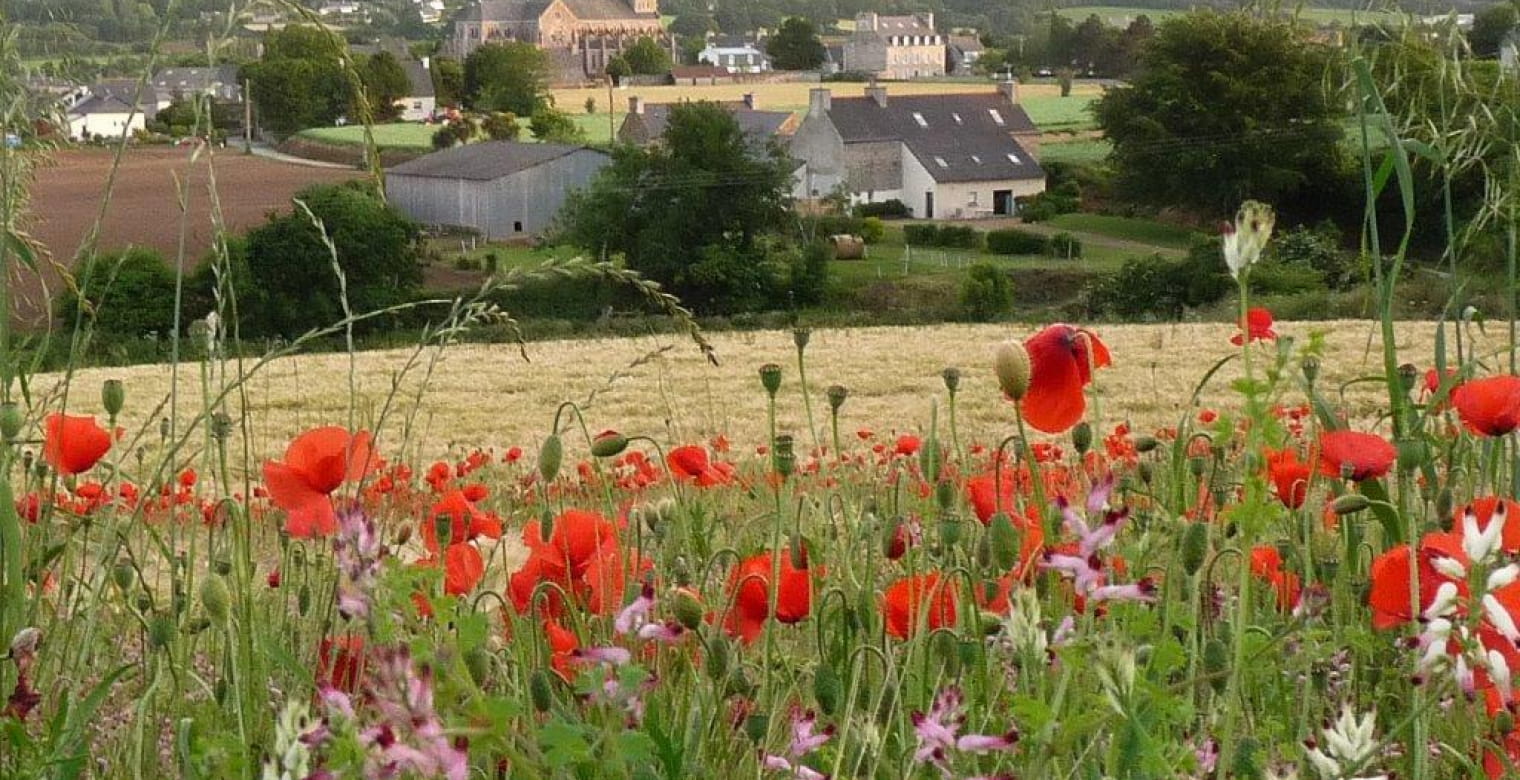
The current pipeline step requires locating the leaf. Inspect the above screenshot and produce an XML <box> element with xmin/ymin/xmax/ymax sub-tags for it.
<box><xmin>1359</xmin><ymin>479</ymin><xmax>1403</xmax><ymax>545</ymax></box>
<box><xmin>52</xmin><ymin>664</ymin><xmax>133</xmax><ymax>780</ymax></box>
<box><xmin>538</xmin><ymin>720</ymin><xmax>593</xmax><ymax>769</ymax></box>
<box><xmin>2</xmin><ymin>229</ymin><xmax>37</xmax><ymax>270</ymax></box>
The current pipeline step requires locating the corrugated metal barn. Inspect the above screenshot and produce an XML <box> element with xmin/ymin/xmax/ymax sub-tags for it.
<box><xmin>384</xmin><ymin>141</ymin><xmax>610</xmax><ymax>239</ymax></box>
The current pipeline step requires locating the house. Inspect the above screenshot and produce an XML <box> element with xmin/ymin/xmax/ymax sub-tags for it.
<box><xmin>698</xmin><ymin>38</ymin><xmax>770</xmax><ymax>74</ymax></box>
<box><xmin>66</xmin><ymin>81</ymin><xmax>169</xmax><ymax>140</ymax></box>
<box><xmin>616</xmin><ymin>94</ymin><xmax>797</xmax><ymax>147</ymax></box>
<box><xmin>788</xmin><ymin>82</ymin><xmax>1044</xmax><ymax>219</ymax></box>
<box><xmin>385</xmin><ymin>141</ymin><xmax>610</xmax><ymax>238</ymax></box>
<box><xmin>821</xmin><ymin>43</ymin><xmax>845</xmax><ymax>75</ymax></box>
<box><xmin>946</xmin><ymin>35</ymin><xmax>984</xmax><ymax>74</ymax></box>
<box><xmin>399</xmin><ymin>59</ymin><xmax>437</xmax><ymax>121</ymax></box>
<box><xmin>451</xmin><ymin>0</ymin><xmax>673</xmax><ymax>84</ymax></box>
<box><xmin>668</xmin><ymin>65</ymin><xmax>732</xmax><ymax>85</ymax></box>
<box><xmin>843</xmin><ymin>12</ymin><xmax>945</xmax><ymax>80</ymax></box>
<box><xmin>152</xmin><ymin>66</ymin><xmax>244</xmax><ymax>103</ymax></box>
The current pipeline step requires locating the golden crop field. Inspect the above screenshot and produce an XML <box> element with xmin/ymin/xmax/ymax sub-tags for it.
<box><xmin>549</xmin><ymin>80</ymin><xmax>1101</xmax><ymax>113</ymax></box>
<box><xmin>41</xmin><ymin>320</ymin><xmax>1478</xmax><ymax>474</ymax></box>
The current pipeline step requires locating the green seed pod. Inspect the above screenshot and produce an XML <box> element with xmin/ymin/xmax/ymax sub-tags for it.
<box><xmin>199</xmin><ymin>575</ymin><xmax>231</xmax><ymax>624</ymax></box>
<box><xmin>1071</xmin><ymin>422</ymin><xmax>1092</xmax><ymax>454</ymax></box>
<box><xmin>1202</xmin><ymin>638</ymin><xmax>1229</xmax><ymax>694</ymax></box>
<box><xmin>958</xmin><ymin>639</ymin><xmax>982</xmax><ymax>668</ymax></box>
<box><xmin>826</xmin><ymin>385</ymin><xmax>848</xmax><ymax>412</ymax></box>
<box><xmin>211</xmin><ymin>558</ymin><xmax>231</xmax><ymax>577</ymax></box>
<box><xmin>933</xmin><ymin>631</ymin><xmax>961</xmax><ymax>675</ymax></box>
<box><xmin>705</xmin><ymin>636</ymin><xmax>730</xmax><ymax>682</ymax></box>
<box><xmin>1181</xmin><ymin>522</ymin><xmax>1209</xmax><ymax>577</ymax></box>
<box><xmin>1137</xmin><ymin>461</ymin><xmax>1153</xmax><ymax>484</ymax></box>
<box><xmin>1301</xmin><ymin>356</ymin><xmax>1320</xmax><ymax>385</ymax></box>
<box><xmin>1436</xmin><ymin>487</ymin><xmax>1454</xmax><ymax>526</ymax></box>
<box><xmin>538</xmin><ymin>434</ymin><xmax>563</xmax><ymax>484</ymax></box>
<box><xmin>102</xmin><ymin>379</ymin><xmax>125</xmax><ymax>417</ymax></box>
<box><xmin>941</xmin><ymin>367</ymin><xmax>961</xmax><ymax>394</ymax></box>
<box><xmin>590</xmin><ymin>430</ymin><xmax>629</xmax><ymax>458</ymax></box>
<box><xmin>919</xmin><ymin>438</ymin><xmax>943</xmax><ymax>483</ymax></box>
<box><xmin>793</xmin><ymin>328</ymin><xmax>811</xmax><ymax>351</ymax></box>
<box><xmin>1397</xmin><ymin>363</ymin><xmax>1419</xmax><ymax>394</ymax></box>
<box><xmin>939</xmin><ymin>516</ymin><xmax>964</xmax><ymax>548</ymax></box>
<box><xmin>1133</xmin><ymin>435</ymin><xmax>1158</xmax><ymax>453</ymax></box>
<box><xmin>813</xmin><ymin>664</ymin><xmax>841</xmax><ymax>716</ymax></box>
<box><xmin>0</xmin><ymin>403</ymin><xmax>21</xmax><ymax>443</ymax></box>
<box><xmin>185</xmin><ymin>617</ymin><xmax>211</xmax><ymax>634</ymax></box>
<box><xmin>934</xmin><ymin>480</ymin><xmax>956</xmax><ymax>511</ymax></box>
<box><xmin>989</xmin><ymin>512</ymin><xmax>1021</xmax><ymax>571</ymax></box>
<box><xmin>211</xmin><ymin>412</ymin><xmax>233</xmax><ymax>441</ymax></box>
<box><xmin>465</xmin><ymin>648</ymin><xmax>491</xmax><ymax>687</ymax></box>
<box><xmin>673</xmin><ymin>588</ymin><xmax>705</xmax><ymax>631</ymax></box>
<box><xmin>113</xmin><ymin>561</ymin><xmax>136</xmax><ymax>591</ymax></box>
<box><xmin>1396</xmin><ymin>438</ymin><xmax>1427</xmax><ymax>471</ymax></box>
<box><xmin>758</xmin><ymin>363</ymin><xmax>783</xmax><ymax>397</ymax></box>
<box><xmin>214</xmin><ymin>678</ymin><xmax>227</xmax><ymax>705</ymax></box>
<box><xmin>743</xmin><ymin>713</ymin><xmax>770</xmax><ymax>743</ymax></box>
<box><xmin>297</xmin><ymin>584</ymin><xmax>311</xmax><ymax>616</ymax></box>
<box><xmin>726</xmin><ymin>668</ymin><xmax>755</xmax><ymax>698</ymax></box>
<box><xmin>1332</xmin><ymin>494</ymin><xmax>1371</xmax><ymax>515</ymax></box>
<box><xmin>134</xmin><ymin>594</ymin><xmax>153</xmax><ymax>613</ymax></box>
<box><xmin>529</xmin><ymin>670</ymin><xmax>553</xmax><ymax>713</ymax></box>
<box><xmin>147</xmin><ymin>613</ymin><xmax>175</xmax><ymax>649</ymax></box>
<box><xmin>1189</xmin><ymin>456</ymin><xmax>1207</xmax><ymax>478</ymax></box>
<box><xmin>539</xmin><ymin>507</ymin><xmax>555</xmax><ymax>540</ymax></box>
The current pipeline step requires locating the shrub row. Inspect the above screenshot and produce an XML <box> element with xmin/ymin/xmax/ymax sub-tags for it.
<box><xmin>853</xmin><ymin>199</ymin><xmax>911</xmax><ymax>220</ymax></box>
<box><xmin>903</xmin><ymin>223</ymin><xmax>983</xmax><ymax>249</ymax></box>
<box><xmin>813</xmin><ymin>215</ymin><xmax>885</xmax><ymax>244</ymax></box>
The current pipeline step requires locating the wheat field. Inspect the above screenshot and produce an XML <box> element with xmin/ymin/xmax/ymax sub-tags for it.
<box><xmin>36</xmin><ymin>320</ymin><xmax>1486</xmax><ymax>474</ymax></box>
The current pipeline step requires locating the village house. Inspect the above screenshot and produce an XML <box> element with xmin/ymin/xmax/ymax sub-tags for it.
<box><xmin>399</xmin><ymin>59</ymin><xmax>437</xmax><ymax>121</ymax></box>
<box><xmin>616</xmin><ymin>94</ymin><xmax>797</xmax><ymax>147</ymax></box>
<box><xmin>385</xmin><ymin>141</ymin><xmax>610</xmax><ymax>239</ymax></box>
<box><xmin>946</xmin><ymin>35</ymin><xmax>985</xmax><ymax>74</ymax></box>
<box><xmin>843</xmin><ymin>12</ymin><xmax>945</xmax><ymax>80</ymax></box>
<box><xmin>788</xmin><ymin>81</ymin><xmax>1044</xmax><ymax>219</ymax></box>
<box><xmin>451</xmin><ymin>0</ymin><xmax>673</xmax><ymax>84</ymax></box>
<box><xmin>697</xmin><ymin>37</ymin><xmax>771</xmax><ymax>74</ymax></box>
<box><xmin>66</xmin><ymin>81</ymin><xmax>170</xmax><ymax>141</ymax></box>
<box><xmin>152</xmin><ymin>66</ymin><xmax>244</xmax><ymax>103</ymax></box>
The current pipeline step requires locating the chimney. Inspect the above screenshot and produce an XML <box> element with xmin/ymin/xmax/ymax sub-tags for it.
<box><xmin>742</xmin><ymin>92</ymin><xmax>757</xmax><ymax>110</ymax></box>
<box><xmin>808</xmin><ymin>87</ymin><xmax>832</xmax><ymax>116</ymax></box>
<box><xmin>997</xmin><ymin>78</ymin><xmax>1018</xmax><ymax>104</ymax></box>
<box><xmin>865</xmin><ymin>80</ymin><xmax>887</xmax><ymax>108</ymax></box>
<box><xmin>922</xmin><ymin>12</ymin><xmax>934</xmax><ymax>31</ymax></box>
<box><xmin>421</xmin><ymin>55</ymin><xmax>431</xmax><ymax>71</ymax></box>
<box><xmin>628</xmin><ymin>95</ymin><xmax>644</xmax><ymax>115</ymax></box>
<box><xmin>857</xmin><ymin>12</ymin><xmax>877</xmax><ymax>32</ymax></box>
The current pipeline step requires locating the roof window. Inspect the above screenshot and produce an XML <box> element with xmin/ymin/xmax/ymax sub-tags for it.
<box><xmin>988</xmin><ymin>109</ymin><xmax>1005</xmax><ymax>125</ymax></box>
<box><xmin>912</xmin><ymin>112</ymin><xmax>928</xmax><ymax>127</ymax></box>
<box><xmin>1006</xmin><ymin>152</ymin><xmax>1021</xmax><ymax>164</ymax></box>
<box><xmin>933</xmin><ymin>156</ymin><xmax>948</xmax><ymax>168</ymax></box>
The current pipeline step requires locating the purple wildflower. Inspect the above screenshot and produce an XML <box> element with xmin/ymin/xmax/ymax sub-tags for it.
<box><xmin>614</xmin><ymin>581</ymin><xmax>657</xmax><ymax>636</ymax></box>
<box><xmin>333</xmin><ymin>509</ymin><xmax>384</xmax><ymax>620</ymax></box>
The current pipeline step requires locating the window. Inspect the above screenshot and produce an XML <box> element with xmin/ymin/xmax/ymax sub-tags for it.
<box><xmin>970</xmin><ymin>154</ymin><xmax>981</xmax><ymax>164</ymax></box>
<box><xmin>951</xmin><ymin>112</ymin><xmax>962</xmax><ymax>124</ymax></box>
<box><xmin>970</xmin><ymin>191</ymin><xmax>979</xmax><ymax>205</ymax></box>
<box><xmin>513</xmin><ymin>221</ymin><xmax>524</xmax><ymax>233</ymax></box>
<box><xmin>912</xmin><ymin>112</ymin><xmax>928</xmax><ymax>128</ymax></box>
<box><xmin>1006</xmin><ymin>152</ymin><xmax>1021</xmax><ymax>164</ymax></box>
<box><xmin>413</xmin><ymin>101</ymin><xmax>422</xmax><ymax>109</ymax></box>
<box><xmin>933</xmin><ymin>156</ymin><xmax>948</xmax><ymax>168</ymax></box>
<box><xmin>988</xmin><ymin>109</ymin><xmax>1005</xmax><ymax>125</ymax></box>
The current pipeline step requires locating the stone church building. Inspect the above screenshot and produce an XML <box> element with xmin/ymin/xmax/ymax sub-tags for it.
<box><xmin>452</xmin><ymin>0</ymin><xmax>673</xmax><ymax>84</ymax></box>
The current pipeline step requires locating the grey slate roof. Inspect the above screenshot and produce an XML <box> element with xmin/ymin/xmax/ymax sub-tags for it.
<box><xmin>563</xmin><ymin>0</ymin><xmax>656</xmax><ymax>20</ymax></box>
<box><xmin>826</xmin><ymin>93</ymin><xmax>1042</xmax><ymax>182</ymax></box>
<box><xmin>152</xmin><ymin>66</ymin><xmax>240</xmax><ymax>93</ymax></box>
<box><xmin>636</xmin><ymin>104</ymin><xmax>791</xmax><ymax>139</ymax></box>
<box><xmin>458</xmin><ymin>0</ymin><xmax>654</xmax><ymax>22</ymax></box>
<box><xmin>403</xmin><ymin>61</ymin><xmax>435</xmax><ymax>98</ymax></box>
<box><xmin>386</xmin><ymin>141</ymin><xmax>603</xmax><ymax>181</ymax></box>
<box><xmin>69</xmin><ymin>95</ymin><xmax>142</xmax><ymax>116</ymax></box>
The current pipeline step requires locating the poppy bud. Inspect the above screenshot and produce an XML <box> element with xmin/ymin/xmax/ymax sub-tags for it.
<box><xmin>1181</xmin><ymin>522</ymin><xmax>1209</xmax><ymax>577</ymax></box>
<box><xmin>101</xmin><ymin>379</ymin><xmax>125</xmax><ymax>418</ymax></box>
<box><xmin>1133</xmin><ymin>435</ymin><xmax>1158</xmax><ymax>453</ymax></box>
<box><xmin>199</xmin><ymin>575</ymin><xmax>231</xmax><ymax>624</ymax></box>
<box><xmin>1435</xmin><ymin>488</ymin><xmax>1453</xmax><ymax>525</ymax></box>
<box><xmin>465</xmin><ymin>648</ymin><xmax>491</xmax><ymax>686</ymax></box>
<box><xmin>1499</xmin><ymin>711</ymin><xmax>1515</xmax><ymax>735</ymax></box>
<box><xmin>934</xmin><ymin>480</ymin><xmax>955</xmax><ymax>510</ymax></box>
<box><xmin>672</xmin><ymin>587</ymin><xmax>705</xmax><ymax>630</ymax></box>
<box><xmin>1189</xmin><ymin>457</ymin><xmax>1207</xmax><ymax>478</ymax></box>
<box><xmin>0</xmin><ymin>403</ymin><xmax>21</xmax><ymax>443</ymax></box>
<box><xmin>726</xmin><ymin>668</ymin><xmax>755</xmax><ymax>698</ymax></box>
<box><xmin>989</xmin><ymin>512</ymin><xmax>1021</xmax><ymax>570</ymax></box>
<box><xmin>793</xmin><ymin>328</ymin><xmax>811</xmax><ymax>351</ymax></box>
<box><xmin>211</xmin><ymin>412</ymin><xmax>233</xmax><ymax>441</ymax></box>
<box><xmin>393</xmin><ymin>523</ymin><xmax>413</xmax><ymax>547</ymax></box>
<box><xmin>590</xmin><ymin>430</ymin><xmax>628</xmax><ymax>458</ymax></box>
<box><xmin>813</xmin><ymin>664</ymin><xmax>841</xmax><ymax>715</ymax></box>
<box><xmin>297</xmin><ymin>584</ymin><xmax>311</xmax><ymax>615</ymax></box>
<box><xmin>529</xmin><ymin>670</ymin><xmax>553</xmax><ymax>712</ymax></box>
<box><xmin>759</xmin><ymin>363</ymin><xmax>783</xmax><ymax>397</ymax></box>
<box><xmin>112</xmin><ymin>561</ymin><xmax>135</xmax><ymax>591</ymax></box>
<box><xmin>705</xmin><ymin>637</ymin><xmax>730</xmax><ymax>682</ymax></box>
<box><xmin>538</xmin><ymin>434</ymin><xmax>563</xmax><ymax>484</ymax></box>
<box><xmin>1397</xmin><ymin>363</ymin><xmax>1419</xmax><ymax>394</ymax></box>
<box><xmin>134</xmin><ymin>594</ymin><xmax>152</xmax><ymax>613</ymax></box>
<box><xmin>789</xmin><ymin>533</ymin><xmax>808</xmax><ymax>570</ymax></box>
<box><xmin>159</xmin><ymin>416</ymin><xmax>170</xmax><ymax>441</ymax></box>
<box><xmin>884</xmin><ymin>518</ymin><xmax>907</xmax><ymax>560</ymax></box>
<box><xmin>147</xmin><ymin>613</ymin><xmax>175</xmax><ymax>650</ymax></box>
<box><xmin>993</xmin><ymin>340</ymin><xmax>1031</xmax><ymax>401</ymax></box>
<box><xmin>826</xmin><ymin>385</ymin><xmax>848</xmax><ymax>412</ymax></box>
<box><xmin>1071</xmin><ymin>422</ymin><xmax>1092</xmax><ymax>455</ymax></box>
<box><xmin>433</xmin><ymin>513</ymin><xmax>454</xmax><ymax>548</ymax></box>
<box><xmin>212</xmin><ymin>558</ymin><xmax>231</xmax><ymax>576</ymax></box>
<box><xmin>1332</xmin><ymin>494</ymin><xmax>1370</xmax><ymax>515</ymax></box>
<box><xmin>919</xmin><ymin>438</ymin><xmax>943</xmax><ymax>483</ymax></box>
<box><xmin>185</xmin><ymin>617</ymin><xmax>211</xmax><ymax>635</ymax></box>
<box><xmin>933</xmin><ymin>630</ymin><xmax>960</xmax><ymax>674</ymax></box>
<box><xmin>743</xmin><ymin>713</ymin><xmax>770</xmax><ymax>743</ymax></box>
<box><xmin>939</xmin><ymin>516</ymin><xmax>964</xmax><ymax>548</ymax></box>
<box><xmin>941</xmin><ymin>366</ymin><xmax>961</xmax><ymax>394</ymax></box>
<box><xmin>1396</xmin><ymin>438</ymin><xmax>1427</xmax><ymax>471</ymax></box>
<box><xmin>1203</xmin><ymin>638</ymin><xmax>1229</xmax><ymax>693</ymax></box>
<box><xmin>1301</xmin><ymin>356</ymin><xmax>1320</xmax><ymax>385</ymax></box>
<box><xmin>1138</xmin><ymin>462</ymin><xmax>1153</xmax><ymax>484</ymax></box>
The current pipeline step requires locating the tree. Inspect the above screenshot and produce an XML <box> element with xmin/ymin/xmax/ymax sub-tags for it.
<box><xmin>482</xmin><ymin>111</ymin><xmax>520</xmax><ymax>140</ymax></box>
<box><xmin>606</xmin><ymin>55</ymin><xmax>632</xmax><ymax>82</ymax></box>
<box><xmin>670</xmin><ymin>13</ymin><xmax>715</xmax><ymax>38</ymax></box>
<box><xmin>58</xmin><ymin>248</ymin><xmax>179</xmax><ymax>337</ymax></box>
<box><xmin>238</xmin><ymin>182</ymin><xmax>423</xmax><ymax>337</ymax></box>
<box><xmin>559</xmin><ymin>102</ymin><xmax>800</xmax><ymax>312</ymax></box>
<box><xmin>431</xmin><ymin>56</ymin><xmax>465</xmax><ymax>107</ymax></box>
<box><xmin>623</xmin><ymin>36</ymin><xmax>673</xmax><ymax>75</ymax></box>
<box><xmin>1093</xmin><ymin>12</ymin><xmax>1345</xmax><ymax>214</ymax></box>
<box><xmin>529</xmin><ymin>108</ymin><xmax>584</xmax><ymax>143</ymax></box>
<box><xmin>243</xmin><ymin>25</ymin><xmax>355</xmax><ymax>136</ymax></box>
<box><xmin>360</xmin><ymin>51</ymin><xmax>411</xmax><ymax>121</ymax></box>
<box><xmin>464</xmin><ymin>42</ymin><xmax>550</xmax><ymax>116</ymax></box>
<box><xmin>584</xmin><ymin>96</ymin><xmax>597</xmax><ymax>114</ymax></box>
<box><xmin>1469</xmin><ymin>3</ymin><xmax>1517</xmax><ymax>58</ymax></box>
<box><xmin>767</xmin><ymin>17</ymin><xmax>826</xmax><ymax>70</ymax></box>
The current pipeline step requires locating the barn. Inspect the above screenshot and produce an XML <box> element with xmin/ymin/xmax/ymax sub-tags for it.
<box><xmin>384</xmin><ymin>141</ymin><xmax>610</xmax><ymax>239</ymax></box>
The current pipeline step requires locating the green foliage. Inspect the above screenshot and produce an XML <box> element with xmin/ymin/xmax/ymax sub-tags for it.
<box><xmin>1468</xmin><ymin>4</ymin><xmax>1516</xmax><ymax>58</ymax></box>
<box><xmin>854</xmin><ymin>200</ymin><xmax>911</xmax><ymax>219</ymax></box>
<box><xmin>959</xmin><ymin>262</ymin><xmax>1014</xmax><ymax>321</ymax></box>
<box><xmin>623</xmin><ymin>37</ymin><xmax>673</xmax><ymax>75</ymax></box>
<box><xmin>904</xmin><ymin>224</ymin><xmax>983</xmax><ymax>249</ymax></box>
<box><xmin>465</xmin><ymin>42</ymin><xmax>551</xmax><ymax>116</ymax></box>
<box><xmin>529</xmin><ymin>108</ymin><xmax>584</xmax><ymax>144</ymax></box>
<box><xmin>1085</xmin><ymin>237</ymin><xmax>1232</xmax><ymax>318</ymax></box>
<box><xmin>57</xmin><ymin>247</ymin><xmax>178</xmax><ymax>337</ymax></box>
<box><xmin>559</xmin><ymin>102</ymin><xmax>797</xmax><ymax>312</ymax></box>
<box><xmin>1016</xmin><ymin>180</ymin><xmax>1081</xmax><ymax>223</ymax></box>
<box><xmin>243</xmin><ymin>28</ymin><xmax>356</xmax><ymax>137</ymax></box>
<box><xmin>1093</xmin><ymin>11</ymin><xmax>1345</xmax><ymax>213</ymax></box>
<box><xmin>986</xmin><ymin>228</ymin><xmax>1050</xmax><ymax>255</ymax></box>
<box><xmin>606</xmin><ymin>55</ymin><xmax>632</xmax><ymax>81</ymax></box>
<box><xmin>1049</xmin><ymin>231</ymin><xmax>1083</xmax><ymax>259</ymax></box>
<box><xmin>233</xmin><ymin>182</ymin><xmax>422</xmax><ymax>337</ymax></box>
<box><xmin>1268</xmin><ymin>223</ymin><xmax>1353</xmax><ymax>288</ymax></box>
<box><xmin>360</xmin><ymin>51</ymin><xmax>411</xmax><ymax>122</ymax></box>
<box><xmin>786</xmin><ymin>240</ymin><xmax>833</xmax><ymax>306</ymax></box>
<box><xmin>431</xmin><ymin>56</ymin><xmax>465</xmax><ymax>108</ymax></box>
<box><xmin>767</xmin><ymin>17</ymin><xmax>826</xmax><ymax>70</ymax></box>
<box><xmin>670</xmin><ymin>14</ymin><xmax>716</xmax><ymax>38</ymax></box>
<box><xmin>481</xmin><ymin>112</ymin><xmax>521</xmax><ymax>141</ymax></box>
<box><xmin>859</xmin><ymin>217</ymin><xmax>885</xmax><ymax>244</ymax></box>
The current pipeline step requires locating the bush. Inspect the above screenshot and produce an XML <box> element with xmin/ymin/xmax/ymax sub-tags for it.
<box><xmin>1269</xmin><ymin>223</ymin><xmax>1354</xmax><ymax>289</ymax></box>
<box><xmin>855</xmin><ymin>199</ymin><xmax>911</xmax><ymax>219</ymax></box>
<box><xmin>1016</xmin><ymin>180</ymin><xmax>1080</xmax><ymax>223</ymax></box>
<box><xmin>987</xmin><ymin>228</ymin><xmax>1050</xmax><ymax>255</ymax></box>
<box><xmin>1248</xmin><ymin>261</ymin><xmax>1323</xmax><ymax>296</ymax></box>
<box><xmin>1085</xmin><ymin>239</ymin><xmax>1232</xmax><ymax>319</ymax></box>
<box><xmin>813</xmin><ymin>214</ymin><xmax>861</xmax><ymax>238</ymax></box>
<box><xmin>904</xmin><ymin>223</ymin><xmax>983</xmax><ymax>249</ymax></box>
<box><xmin>960</xmin><ymin>263</ymin><xmax>1014</xmax><ymax>321</ymax></box>
<box><xmin>786</xmin><ymin>241</ymin><xmax>832</xmax><ymax>306</ymax></box>
<box><xmin>903</xmin><ymin>223</ymin><xmax>939</xmax><ymax>246</ymax></box>
<box><xmin>859</xmin><ymin>217</ymin><xmax>885</xmax><ymax>244</ymax></box>
<box><xmin>58</xmin><ymin>247</ymin><xmax>179</xmax><ymax>337</ymax></box>
<box><xmin>1048</xmin><ymin>232</ymin><xmax>1083</xmax><ymax>259</ymax></box>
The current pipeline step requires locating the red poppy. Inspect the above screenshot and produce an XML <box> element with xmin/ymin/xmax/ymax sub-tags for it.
<box><xmin>882</xmin><ymin>573</ymin><xmax>958</xmax><ymax>639</ymax></box>
<box><xmin>42</xmin><ymin>413</ymin><xmax>112</xmax><ymax>475</ymax></box>
<box><xmin>666</xmin><ymin>445</ymin><xmax>735</xmax><ymax>487</ymax></box>
<box><xmin>1424</xmin><ymin>367</ymin><xmax>1459</xmax><ymax>397</ymax></box>
<box><xmin>722</xmin><ymin>551</ymin><xmax>817</xmax><ymax>644</ymax></box>
<box><xmin>894</xmin><ymin>435</ymin><xmax>921</xmax><ymax>456</ymax></box>
<box><xmin>1264</xmin><ymin>448</ymin><xmax>1311</xmax><ymax>509</ymax></box>
<box><xmin>1317</xmin><ymin>430</ymin><xmax>1396</xmax><ymax>482</ymax></box>
<box><xmin>318</xmin><ymin>635</ymin><xmax>366</xmax><ymax>693</ymax></box>
<box><xmin>523</xmin><ymin>509</ymin><xmax>618</xmax><ymax>581</ymax></box>
<box><xmin>544</xmin><ymin>620</ymin><xmax>580</xmax><ymax>682</ymax></box>
<box><xmin>263</xmin><ymin>427</ymin><xmax>375</xmax><ymax>538</ymax></box>
<box><xmin>1021</xmin><ymin>324</ymin><xmax>1112</xmax><ymax>434</ymax></box>
<box><xmin>422</xmin><ymin>489</ymin><xmax>503</xmax><ymax>552</ymax></box>
<box><xmin>965</xmin><ymin>471</ymin><xmax>1017</xmax><ymax>524</ymax></box>
<box><xmin>1230</xmin><ymin>307</ymin><xmax>1277</xmax><ymax>346</ymax></box>
<box><xmin>1248</xmin><ymin>546</ymin><xmax>1301</xmax><ymax>611</ymax></box>
<box><xmin>1367</xmin><ymin>532</ymin><xmax>1466</xmax><ymax>630</ymax></box>
<box><xmin>1455</xmin><ymin>496</ymin><xmax>1520</xmax><ymax>556</ymax></box>
<box><xmin>508</xmin><ymin>509</ymin><xmax>633</xmax><ymax>615</ymax></box>
<box><xmin>1453</xmin><ymin>375</ymin><xmax>1520</xmax><ymax>437</ymax></box>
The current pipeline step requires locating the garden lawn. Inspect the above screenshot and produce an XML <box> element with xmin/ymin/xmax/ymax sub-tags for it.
<box><xmin>1041</xmin><ymin>213</ymin><xmax>1201</xmax><ymax>250</ymax></box>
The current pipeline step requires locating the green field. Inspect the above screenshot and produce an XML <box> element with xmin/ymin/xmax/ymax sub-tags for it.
<box><xmin>1056</xmin><ymin>4</ymin><xmax>1408</xmax><ymax>26</ymax></box>
<box><xmin>1041</xmin><ymin>137</ymin><xmax>1111</xmax><ymax>165</ymax></box>
<box><xmin>1042</xmin><ymin>212</ymin><xmax>1202</xmax><ymax>249</ymax></box>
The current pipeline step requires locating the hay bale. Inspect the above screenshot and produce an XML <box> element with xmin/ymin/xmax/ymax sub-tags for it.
<box><xmin>829</xmin><ymin>234</ymin><xmax>866</xmax><ymax>260</ymax></box>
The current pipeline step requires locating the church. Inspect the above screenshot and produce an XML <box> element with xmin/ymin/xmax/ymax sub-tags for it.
<box><xmin>452</xmin><ymin>0</ymin><xmax>673</xmax><ymax>84</ymax></box>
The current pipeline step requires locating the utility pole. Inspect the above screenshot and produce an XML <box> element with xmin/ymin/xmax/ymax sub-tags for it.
<box><xmin>243</xmin><ymin>78</ymin><xmax>253</xmax><ymax>154</ymax></box>
<box><xmin>606</xmin><ymin>74</ymin><xmax>614</xmax><ymax>144</ymax></box>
